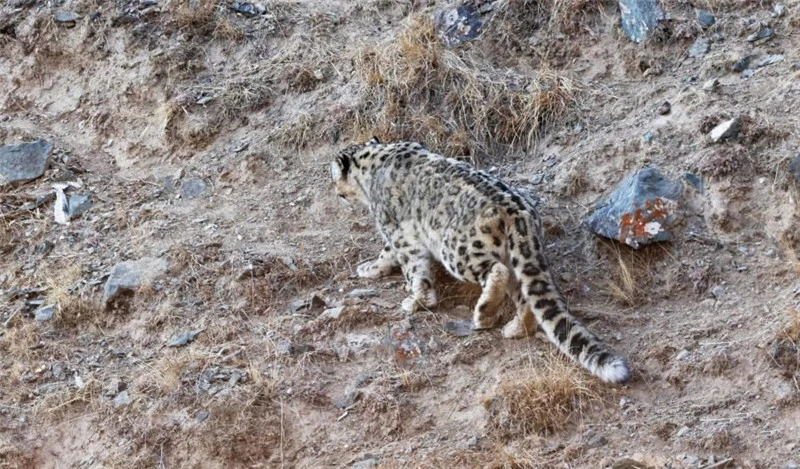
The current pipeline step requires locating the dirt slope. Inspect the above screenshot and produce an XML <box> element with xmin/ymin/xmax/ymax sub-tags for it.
<box><xmin>1</xmin><ymin>0</ymin><xmax>799</xmax><ymax>468</ymax></box>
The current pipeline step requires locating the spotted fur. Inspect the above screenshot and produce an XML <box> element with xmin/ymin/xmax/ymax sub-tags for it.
<box><xmin>330</xmin><ymin>138</ymin><xmax>630</xmax><ymax>384</ymax></box>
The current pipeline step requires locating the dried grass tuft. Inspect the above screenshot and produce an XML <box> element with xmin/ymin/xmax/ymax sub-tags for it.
<box><xmin>173</xmin><ymin>0</ymin><xmax>244</xmax><ymax>39</ymax></box>
<box><xmin>484</xmin><ymin>353</ymin><xmax>603</xmax><ymax>437</ymax></box>
<box><xmin>351</xmin><ymin>15</ymin><xmax>578</xmax><ymax>158</ymax></box>
<box><xmin>602</xmin><ymin>243</ymin><xmax>660</xmax><ymax>306</ymax></box>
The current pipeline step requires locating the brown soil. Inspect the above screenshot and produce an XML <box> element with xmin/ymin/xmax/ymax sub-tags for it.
<box><xmin>1</xmin><ymin>0</ymin><xmax>799</xmax><ymax>468</ymax></box>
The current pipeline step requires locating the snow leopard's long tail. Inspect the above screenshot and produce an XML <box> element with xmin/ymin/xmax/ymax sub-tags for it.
<box><xmin>509</xmin><ymin>211</ymin><xmax>631</xmax><ymax>384</ymax></box>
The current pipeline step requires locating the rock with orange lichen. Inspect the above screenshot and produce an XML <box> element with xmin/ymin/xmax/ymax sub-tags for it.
<box><xmin>583</xmin><ymin>166</ymin><xmax>683</xmax><ymax>249</ymax></box>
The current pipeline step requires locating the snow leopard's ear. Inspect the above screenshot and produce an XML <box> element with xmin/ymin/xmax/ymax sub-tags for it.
<box><xmin>330</xmin><ymin>153</ymin><xmax>351</xmax><ymax>181</ymax></box>
<box><xmin>368</xmin><ymin>136</ymin><xmax>381</xmax><ymax>145</ymax></box>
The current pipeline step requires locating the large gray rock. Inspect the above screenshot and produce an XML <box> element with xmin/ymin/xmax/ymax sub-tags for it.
<box><xmin>583</xmin><ymin>166</ymin><xmax>683</xmax><ymax>249</ymax></box>
<box><xmin>0</xmin><ymin>140</ymin><xmax>53</xmax><ymax>188</ymax></box>
<box><xmin>103</xmin><ymin>257</ymin><xmax>169</xmax><ymax>305</ymax></box>
<box><xmin>618</xmin><ymin>0</ymin><xmax>666</xmax><ymax>43</ymax></box>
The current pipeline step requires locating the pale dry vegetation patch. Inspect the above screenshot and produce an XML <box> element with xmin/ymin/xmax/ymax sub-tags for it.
<box><xmin>172</xmin><ymin>0</ymin><xmax>245</xmax><ymax>40</ymax></box>
<box><xmin>165</xmin><ymin>62</ymin><xmax>274</xmax><ymax>148</ymax></box>
<box><xmin>351</xmin><ymin>15</ymin><xmax>578</xmax><ymax>158</ymax></box>
<box><xmin>0</xmin><ymin>321</ymin><xmax>41</xmax><ymax>362</ymax></box>
<box><xmin>45</xmin><ymin>265</ymin><xmax>101</xmax><ymax>327</ymax></box>
<box><xmin>769</xmin><ymin>308</ymin><xmax>800</xmax><ymax>388</ymax></box>
<box><xmin>484</xmin><ymin>353</ymin><xmax>604</xmax><ymax>438</ymax></box>
<box><xmin>602</xmin><ymin>243</ymin><xmax>659</xmax><ymax>306</ymax></box>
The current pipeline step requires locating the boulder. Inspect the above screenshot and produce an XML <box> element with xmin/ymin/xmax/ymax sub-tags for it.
<box><xmin>583</xmin><ymin>166</ymin><xmax>683</xmax><ymax>248</ymax></box>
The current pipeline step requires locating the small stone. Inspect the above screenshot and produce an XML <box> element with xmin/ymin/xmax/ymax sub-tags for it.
<box><xmin>230</xmin><ymin>2</ymin><xmax>265</xmax><ymax>17</ymax></box>
<box><xmin>167</xmin><ymin>330</ymin><xmax>201</xmax><ymax>347</ymax></box>
<box><xmin>390</xmin><ymin>322</ymin><xmax>423</xmax><ymax>368</ymax></box>
<box><xmin>710</xmin><ymin>285</ymin><xmax>725</xmax><ymax>299</ymax></box>
<box><xmin>67</xmin><ymin>193</ymin><xmax>92</xmax><ymax>218</ymax></box>
<box><xmin>51</xmin><ymin>363</ymin><xmax>65</xmax><ymax>380</ymax></box>
<box><xmin>347</xmin><ymin>289</ymin><xmax>379</xmax><ymax>298</ymax></box>
<box><xmin>657</xmin><ymin>102</ymin><xmax>671</xmax><ymax>115</ymax></box>
<box><xmin>695</xmin><ymin>8</ymin><xmax>715</xmax><ymax>27</ymax></box>
<box><xmin>788</xmin><ymin>153</ymin><xmax>800</xmax><ymax>183</ymax></box>
<box><xmin>290</xmin><ymin>295</ymin><xmax>326</xmax><ymax>313</ymax></box>
<box><xmin>335</xmin><ymin>389</ymin><xmax>362</xmax><ymax>409</ymax></box>
<box><xmin>681</xmin><ymin>455</ymin><xmax>699</xmax><ymax>466</ymax></box>
<box><xmin>747</xmin><ymin>27</ymin><xmax>774</xmax><ymax>42</ymax></box>
<box><xmin>741</xmin><ymin>69</ymin><xmax>755</xmax><ymax>79</ymax></box>
<box><xmin>0</xmin><ymin>140</ymin><xmax>53</xmax><ymax>188</ymax></box>
<box><xmin>54</xmin><ymin>11</ymin><xmax>80</xmax><ymax>24</ymax></box>
<box><xmin>676</xmin><ymin>425</ymin><xmax>690</xmax><ymax>437</ymax></box>
<box><xmin>588</xmin><ymin>434</ymin><xmax>608</xmax><ymax>448</ymax></box>
<box><xmin>774</xmin><ymin>3</ymin><xmax>786</xmax><ymax>17</ymax></box>
<box><xmin>709</xmin><ymin>118</ymin><xmax>741</xmax><ymax>142</ymax></box>
<box><xmin>783</xmin><ymin>464</ymin><xmax>798</xmax><ymax>469</ymax></box>
<box><xmin>103</xmin><ymin>257</ymin><xmax>169</xmax><ymax>305</ymax></box>
<box><xmin>104</xmin><ymin>378</ymin><xmax>127</xmax><ymax>398</ymax></box>
<box><xmin>612</xmin><ymin>458</ymin><xmax>650</xmax><ymax>469</ymax></box>
<box><xmin>523</xmin><ymin>173</ymin><xmax>544</xmax><ymax>185</ymax></box>
<box><xmin>113</xmin><ymin>391</ymin><xmax>131</xmax><ymax>407</ymax></box>
<box><xmin>618</xmin><ymin>0</ymin><xmax>666</xmax><ymax>43</ymax></box>
<box><xmin>34</xmin><ymin>304</ymin><xmax>55</xmax><ymax>321</ymax></box>
<box><xmin>676</xmin><ymin>350</ymin><xmax>690</xmax><ymax>361</ymax></box>
<box><xmin>180</xmin><ymin>178</ymin><xmax>208</xmax><ymax>199</ymax></box>
<box><xmin>466</xmin><ymin>436</ymin><xmax>480</xmax><ymax>448</ymax></box>
<box><xmin>583</xmin><ymin>166</ymin><xmax>683</xmax><ymax>249</ymax></box>
<box><xmin>351</xmin><ymin>457</ymin><xmax>379</xmax><ymax>469</ymax></box>
<box><xmin>702</xmin><ymin>78</ymin><xmax>719</xmax><ymax>91</ymax></box>
<box><xmin>196</xmin><ymin>410</ymin><xmax>210</xmax><ymax>423</ymax></box>
<box><xmin>643</xmin><ymin>131</ymin><xmax>654</xmax><ymax>143</ymax></box>
<box><xmin>683</xmin><ymin>172</ymin><xmax>703</xmax><ymax>192</ymax></box>
<box><xmin>688</xmin><ymin>37</ymin><xmax>710</xmax><ymax>58</ymax></box>
<box><xmin>434</xmin><ymin>4</ymin><xmax>486</xmax><ymax>48</ymax></box>
<box><xmin>773</xmin><ymin>380</ymin><xmax>795</xmax><ymax>402</ymax></box>
<box><xmin>319</xmin><ymin>306</ymin><xmax>345</xmax><ymax>320</ymax></box>
<box><xmin>755</xmin><ymin>54</ymin><xmax>784</xmax><ymax>68</ymax></box>
<box><xmin>731</xmin><ymin>56</ymin><xmax>751</xmax><ymax>73</ymax></box>
<box><xmin>445</xmin><ymin>320</ymin><xmax>473</xmax><ymax>337</ymax></box>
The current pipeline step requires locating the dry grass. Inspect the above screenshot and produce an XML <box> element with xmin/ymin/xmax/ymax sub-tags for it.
<box><xmin>769</xmin><ymin>308</ymin><xmax>800</xmax><ymax>388</ymax></box>
<box><xmin>484</xmin><ymin>353</ymin><xmax>603</xmax><ymax>437</ymax></box>
<box><xmin>604</xmin><ymin>244</ymin><xmax>655</xmax><ymax>306</ymax></box>
<box><xmin>351</xmin><ymin>15</ymin><xmax>578</xmax><ymax>158</ymax></box>
<box><xmin>165</xmin><ymin>62</ymin><xmax>273</xmax><ymax>147</ymax></box>
<box><xmin>0</xmin><ymin>321</ymin><xmax>41</xmax><ymax>361</ymax></box>
<box><xmin>497</xmin><ymin>0</ymin><xmax>610</xmax><ymax>36</ymax></box>
<box><xmin>172</xmin><ymin>0</ymin><xmax>244</xmax><ymax>40</ymax></box>
<box><xmin>31</xmin><ymin>378</ymin><xmax>101</xmax><ymax>424</ymax></box>
<box><xmin>377</xmin><ymin>445</ymin><xmax>551</xmax><ymax>469</ymax></box>
<box><xmin>45</xmin><ymin>265</ymin><xmax>101</xmax><ymax>326</ymax></box>
<box><xmin>780</xmin><ymin>233</ymin><xmax>800</xmax><ymax>274</ymax></box>
<box><xmin>0</xmin><ymin>435</ymin><xmax>37</xmax><ymax>468</ymax></box>
<box><xmin>133</xmin><ymin>352</ymin><xmax>195</xmax><ymax>397</ymax></box>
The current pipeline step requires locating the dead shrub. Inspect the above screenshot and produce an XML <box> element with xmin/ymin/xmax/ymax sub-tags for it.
<box><xmin>43</xmin><ymin>265</ymin><xmax>100</xmax><ymax>326</ymax></box>
<box><xmin>166</xmin><ymin>63</ymin><xmax>273</xmax><ymax>147</ymax></box>
<box><xmin>0</xmin><ymin>321</ymin><xmax>41</xmax><ymax>361</ymax></box>
<box><xmin>602</xmin><ymin>243</ymin><xmax>657</xmax><ymax>307</ymax></box>
<box><xmin>351</xmin><ymin>15</ymin><xmax>578</xmax><ymax>158</ymax></box>
<box><xmin>173</xmin><ymin>0</ymin><xmax>225</xmax><ymax>36</ymax></box>
<box><xmin>484</xmin><ymin>353</ymin><xmax>603</xmax><ymax>437</ymax></box>
<box><xmin>768</xmin><ymin>308</ymin><xmax>800</xmax><ymax>383</ymax></box>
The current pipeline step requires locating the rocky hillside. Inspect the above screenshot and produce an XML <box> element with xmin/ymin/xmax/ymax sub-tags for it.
<box><xmin>1</xmin><ymin>0</ymin><xmax>799</xmax><ymax>468</ymax></box>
